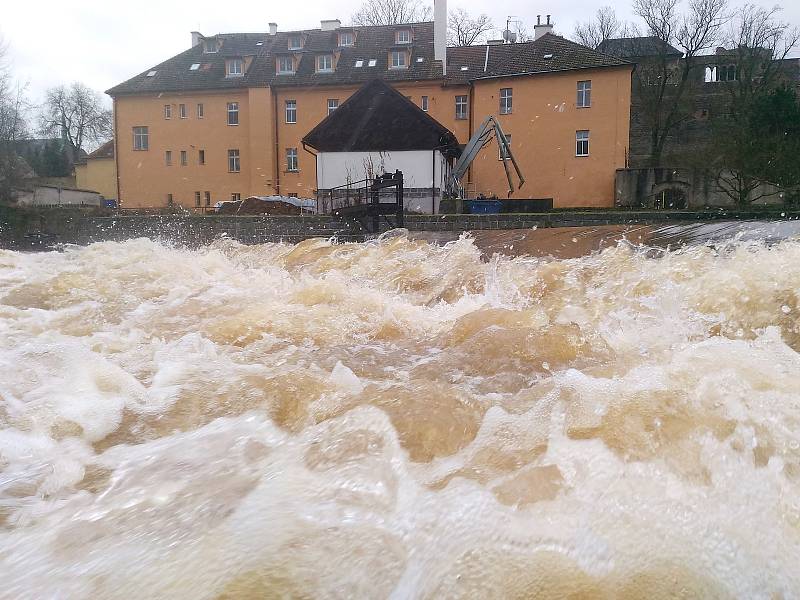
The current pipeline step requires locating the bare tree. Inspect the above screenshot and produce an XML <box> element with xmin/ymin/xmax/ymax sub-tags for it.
<box><xmin>351</xmin><ymin>0</ymin><xmax>431</xmax><ymax>26</ymax></box>
<box><xmin>38</xmin><ymin>82</ymin><xmax>112</xmax><ymax>154</ymax></box>
<box><xmin>711</xmin><ymin>4</ymin><xmax>800</xmax><ymax>205</ymax></box>
<box><xmin>448</xmin><ymin>8</ymin><xmax>493</xmax><ymax>46</ymax></box>
<box><xmin>574</xmin><ymin>6</ymin><xmax>625</xmax><ymax>49</ymax></box>
<box><xmin>631</xmin><ymin>0</ymin><xmax>728</xmax><ymax>166</ymax></box>
<box><xmin>0</xmin><ymin>36</ymin><xmax>30</xmax><ymax>202</ymax></box>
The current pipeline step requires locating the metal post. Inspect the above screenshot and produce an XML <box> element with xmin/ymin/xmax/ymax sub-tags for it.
<box><xmin>396</xmin><ymin>170</ymin><xmax>404</xmax><ymax>228</ymax></box>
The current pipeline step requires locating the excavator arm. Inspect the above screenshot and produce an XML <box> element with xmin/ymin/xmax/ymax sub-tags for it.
<box><xmin>448</xmin><ymin>116</ymin><xmax>525</xmax><ymax>198</ymax></box>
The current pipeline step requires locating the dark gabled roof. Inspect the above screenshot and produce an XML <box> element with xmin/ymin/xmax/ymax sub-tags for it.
<box><xmin>446</xmin><ymin>34</ymin><xmax>630</xmax><ymax>83</ymax></box>
<box><xmin>107</xmin><ymin>23</ymin><xmax>443</xmax><ymax>95</ymax></box>
<box><xmin>86</xmin><ymin>140</ymin><xmax>114</xmax><ymax>160</ymax></box>
<box><xmin>302</xmin><ymin>79</ymin><xmax>458</xmax><ymax>152</ymax></box>
<box><xmin>597</xmin><ymin>36</ymin><xmax>683</xmax><ymax>59</ymax></box>
<box><xmin>107</xmin><ymin>26</ymin><xmax>631</xmax><ymax>96</ymax></box>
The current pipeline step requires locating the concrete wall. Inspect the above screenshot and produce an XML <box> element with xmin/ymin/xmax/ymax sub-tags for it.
<box><xmin>315</xmin><ymin>149</ymin><xmax>448</xmax><ymax>213</ymax></box>
<box><xmin>470</xmin><ymin>66</ymin><xmax>632</xmax><ymax>207</ymax></box>
<box><xmin>75</xmin><ymin>157</ymin><xmax>118</xmax><ymax>200</ymax></box>
<box><xmin>14</xmin><ymin>186</ymin><xmax>104</xmax><ymax>208</ymax></box>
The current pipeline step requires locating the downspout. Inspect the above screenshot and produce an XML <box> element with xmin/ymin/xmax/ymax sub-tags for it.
<box><xmin>272</xmin><ymin>87</ymin><xmax>281</xmax><ymax>195</ymax></box>
<box><xmin>302</xmin><ymin>142</ymin><xmax>318</xmax><ymax>212</ymax></box>
<box><xmin>483</xmin><ymin>45</ymin><xmax>489</xmax><ymax>73</ymax></box>
<box><xmin>467</xmin><ymin>82</ymin><xmax>475</xmax><ymax>195</ymax></box>
<box><xmin>113</xmin><ymin>97</ymin><xmax>121</xmax><ymax>206</ymax></box>
<box><xmin>432</xmin><ymin>148</ymin><xmax>436</xmax><ymax>213</ymax></box>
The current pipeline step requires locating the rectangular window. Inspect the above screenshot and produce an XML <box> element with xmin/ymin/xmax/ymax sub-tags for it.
<box><xmin>133</xmin><ymin>126</ymin><xmax>148</xmax><ymax>151</ymax></box>
<box><xmin>204</xmin><ymin>191</ymin><xmax>211</xmax><ymax>206</ymax></box>
<box><xmin>338</xmin><ymin>31</ymin><xmax>354</xmax><ymax>46</ymax></box>
<box><xmin>180</xmin><ymin>150</ymin><xmax>187</xmax><ymax>166</ymax></box>
<box><xmin>197</xmin><ymin>103</ymin><xmax>204</xmax><ymax>118</ymax></box>
<box><xmin>327</xmin><ymin>98</ymin><xmax>339</xmax><ymax>115</ymax></box>
<box><xmin>286</xmin><ymin>147</ymin><xmax>298</xmax><ymax>172</ymax></box>
<box><xmin>577</xmin><ymin>80</ymin><xmax>591</xmax><ymax>108</ymax></box>
<box><xmin>226</xmin><ymin>58</ymin><xmax>244</xmax><ymax>77</ymax></box>
<box><xmin>498</xmin><ymin>133</ymin><xmax>512</xmax><ymax>160</ymax></box>
<box><xmin>500</xmin><ymin>88</ymin><xmax>512</xmax><ymax>114</ymax></box>
<box><xmin>167</xmin><ymin>193</ymin><xmax>174</xmax><ymax>205</ymax></box>
<box><xmin>228</xmin><ymin>149</ymin><xmax>240</xmax><ymax>172</ymax></box>
<box><xmin>421</xmin><ymin>95</ymin><xmax>429</xmax><ymax>112</ymax></box>
<box><xmin>165</xmin><ymin>150</ymin><xmax>172</xmax><ymax>166</ymax></box>
<box><xmin>231</xmin><ymin>193</ymin><xmax>241</xmax><ymax>201</ymax></box>
<box><xmin>396</xmin><ymin>30</ymin><xmax>411</xmax><ymax>44</ymax></box>
<box><xmin>198</xmin><ymin>149</ymin><xmax>205</xmax><ymax>165</ymax></box>
<box><xmin>179</xmin><ymin>103</ymin><xmax>187</xmax><ymax>118</ymax></box>
<box><xmin>455</xmin><ymin>95</ymin><xmax>468</xmax><ymax>120</ymax></box>
<box><xmin>277</xmin><ymin>56</ymin><xmax>294</xmax><ymax>74</ymax></box>
<box><xmin>576</xmin><ymin>130</ymin><xmax>590</xmax><ymax>157</ymax></box>
<box><xmin>288</xmin><ymin>35</ymin><xmax>303</xmax><ymax>50</ymax></box>
<box><xmin>317</xmin><ymin>55</ymin><xmax>333</xmax><ymax>72</ymax></box>
<box><xmin>390</xmin><ymin>50</ymin><xmax>407</xmax><ymax>69</ymax></box>
<box><xmin>227</xmin><ymin>102</ymin><xmax>239</xmax><ymax>125</ymax></box>
<box><xmin>164</xmin><ymin>104</ymin><xmax>171</xmax><ymax>119</ymax></box>
<box><xmin>195</xmin><ymin>191</ymin><xmax>201</xmax><ymax>207</ymax></box>
<box><xmin>285</xmin><ymin>99</ymin><xmax>297</xmax><ymax>123</ymax></box>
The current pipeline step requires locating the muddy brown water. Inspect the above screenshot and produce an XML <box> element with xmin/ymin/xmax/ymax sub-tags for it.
<box><xmin>1</xmin><ymin>221</ymin><xmax>800</xmax><ymax>597</ymax></box>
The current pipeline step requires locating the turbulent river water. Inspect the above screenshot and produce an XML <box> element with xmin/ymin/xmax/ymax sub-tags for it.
<box><xmin>1</xmin><ymin>226</ymin><xmax>800</xmax><ymax>598</ymax></box>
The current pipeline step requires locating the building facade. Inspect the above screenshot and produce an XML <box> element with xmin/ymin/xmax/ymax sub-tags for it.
<box><xmin>74</xmin><ymin>140</ymin><xmax>118</xmax><ymax>201</ymax></box>
<box><xmin>107</xmin><ymin>16</ymin><xmax>632</xmax><ymax>210</ymax></box>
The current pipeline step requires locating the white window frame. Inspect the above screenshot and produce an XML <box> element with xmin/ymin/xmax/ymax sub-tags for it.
<box><xmin>204</xmin><ymin>191</ymin><xmax>211</xmax><ymax>206</ymax></box>
<box><xmin>396</xmin><ymin>29</ymin><xmax>411</xmax><ymax>44</ymax></box>
<box><xmin>226</xmin><ymin>58</ymin><xmax>244</xmax><ymax>77</ymax></box>
<box><xmin>179</xmin><ymin>103</ymin><xmax>187</xmax><ymax>119</ymax></box>
<box><xmin>228</xmin><ymin>149</ymin><xmax>240</xmax><ymax>173</ymax></box>
<box><xmin>164</xmin><ymin>104</ymin><xmax>171</xmax><ymax>119</ymax></box>
<box><xmin>133</xmin><ymin>126</ymin><xmax>148</xmax><ymax>151</ymax></box>
<box><xmin>198</xmin><ymin>149</ymin><xmax>205</xmax><ymax>165</ymax></box>
<box><xmin>165</xmin><ymin>150</ymin><xmax>172</xmax><ymax>165</ymax></box>
<box><xmin>421</xmin><ymin>96</ymin><xmax>429</xmax><ymax>112</ymax></box>
<box><xmin>498</xmin><ymin>133</ymin><xmax>512</xmax><ymax>160</ymax></box>
<box><xmin>203</xmin><ymin>40</ymin><xmax>217</xmax><ymax>54</ymax></box>
<box><xmin>500</xmin><ymin>88</ymin><xmax>512</xmax><ymax>114</ymax></box>
<box><xmin>339</xmin><ymin>32</ymin><xmax>354</xmax><ymax>47</ymax></box>
<box><xmin>288</xmin><ymin>35</ymin><xmax>303</xmax><ymax>50</ymax></box>
<box><xmin>455</xmin><ymin>95</ymin><xmax>468</xmax><ymax>120</ymax></box>
<box><xmin>285</xmin><ymin>99</ymin><xmax>297</xmax><ymax>124</ymax></box>
<box><xmin>577</xmin><ymin>80</ymin><xmax>591</xmax><ymax>108</ymax></box>
<box><xmin>180</xmin><ymin>150</ymin><xmax>187</xmax><ymax>166</ymax></box>
<box><xmin>231</xmin><ymin>193</ymin><xmax>241</xmax><ymax>201</ymax></box>
<box><xmin>327</xmin><ymin>98</ymin><xmax>339</xmax><ymax>115</ymax></box>
<box><xmin>197</xmin><ymin>103</ymin><xmax>204</xmax><ymax>118</ymax></box>
<box><xmin>286</xmin><ymin>147</ymin><xmax>298</xmax><ymax>172</ymax></box>
<box><xmin>227</xmin><ymin>102</ymin><xmax>239</xmax><ymax>126</ymax></box>
<box><xmin>576</xmin><ymin>130</ymin><xmax>590</xmax><ymax>157</ymax></box>
<box><xmin>277</xmin><ymin>56</ymin><xmax>295</xmax><ymax>74</ymax></box>
<box><xmin>195</xmin><ymin>191</ymin><xmax>201</xmax><ymax>207</ymax></box>
<box><xmin>317</xmin><ymin>54</ymin><xmax>334</xmax><ymax>73</ymax></box>
<box><xmin>390</xmin><ymin>50</ymin><xmax>407</xmax><ymax>69</ymax></box>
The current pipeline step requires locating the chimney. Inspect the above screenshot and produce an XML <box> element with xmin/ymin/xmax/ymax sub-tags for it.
<box><xmin>191</xmin><ymin>31</ymin><xmax>202</xmax><ymax>48</ymax></box>
<box><xmin>434</xmin><ymin>0</ymin><xmax>447</xmax><ymax>75</ymax></box>
<box><xmin>321</xmin><ymin>19</ymin><xmax>341</xmax><ymax>31</ymax></box>
<box><xmin>269</xmin><ymin>22</ymin><xmax>278</xmax><ymax>35</ymax></box>
<box><xmin>534</xmin><ymin>14</ymin><xmax>554</xmax><ymax>40</ymax></box>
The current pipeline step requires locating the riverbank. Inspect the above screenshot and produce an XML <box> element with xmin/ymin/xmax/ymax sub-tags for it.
<box><xmin>2</xmin><ymin>205</ymin><xmax>799</xmax><ymax>249</ymax></box>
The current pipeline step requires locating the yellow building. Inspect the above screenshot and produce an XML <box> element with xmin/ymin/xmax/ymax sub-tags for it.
<box><xmin>107</xmin><ymin>13</ymin><xmax>632</xmax><ymax>210</ymax></box>
<box><xmin>74</xmin><ymin>140</ymin><xmax>118</xmax><ymax>201</ymax></box>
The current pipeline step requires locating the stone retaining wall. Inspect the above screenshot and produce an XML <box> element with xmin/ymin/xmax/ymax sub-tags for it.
<box><xmin>2</xmin><ymin>206</ymin><xmax>798</xmax><ymax>249</ymax></box>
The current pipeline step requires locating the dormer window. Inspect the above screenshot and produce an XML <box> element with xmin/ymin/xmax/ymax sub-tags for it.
<box><xmin>288</xmin><ymin>35</ymin><xmax>303</xmax><ymax>50</ymax></box>
<box><xmin>390</xmin><ymin>50</ymin><xmax>408</xmax><ymax>69</ymax></box>
<box><xmin>338</xmin><ymin>31</ymin><xmax>354</xmax><ymax>47</ymax></box>
<box><xmin>226</xmin><ymin>58</ymin><xmax>244</xmax><ymax>77</ymax></box>
<box><xmin>277</xmin><ymin>56</ymin><xmax>295</xmax><ymax>74</ymax></box>
<box><xmin>203</xmin><ymin>39</ymin><xmax>218</xmax><ymax>53</ymax></box>
<box><xmin>396</xmin><ymin>29</ymin><xmax>411</xmax><ymax>44</ymax></box>
<box><xmin>316</xmin><ymin>54</ymin><xmax>334</xmax><ymax>73</ymax></box>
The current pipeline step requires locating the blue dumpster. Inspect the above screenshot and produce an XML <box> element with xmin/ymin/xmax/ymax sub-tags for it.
<box><xmin>466</xmin><ymin>200</ymin><xmax>502</xmax><ymax>214</ymax></box>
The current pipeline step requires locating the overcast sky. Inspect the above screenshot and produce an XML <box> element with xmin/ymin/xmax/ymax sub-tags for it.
<box><xmin>3</xmin><ymin>0</ymin><xmax>799</xmax><ymax>105</ymax></box>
